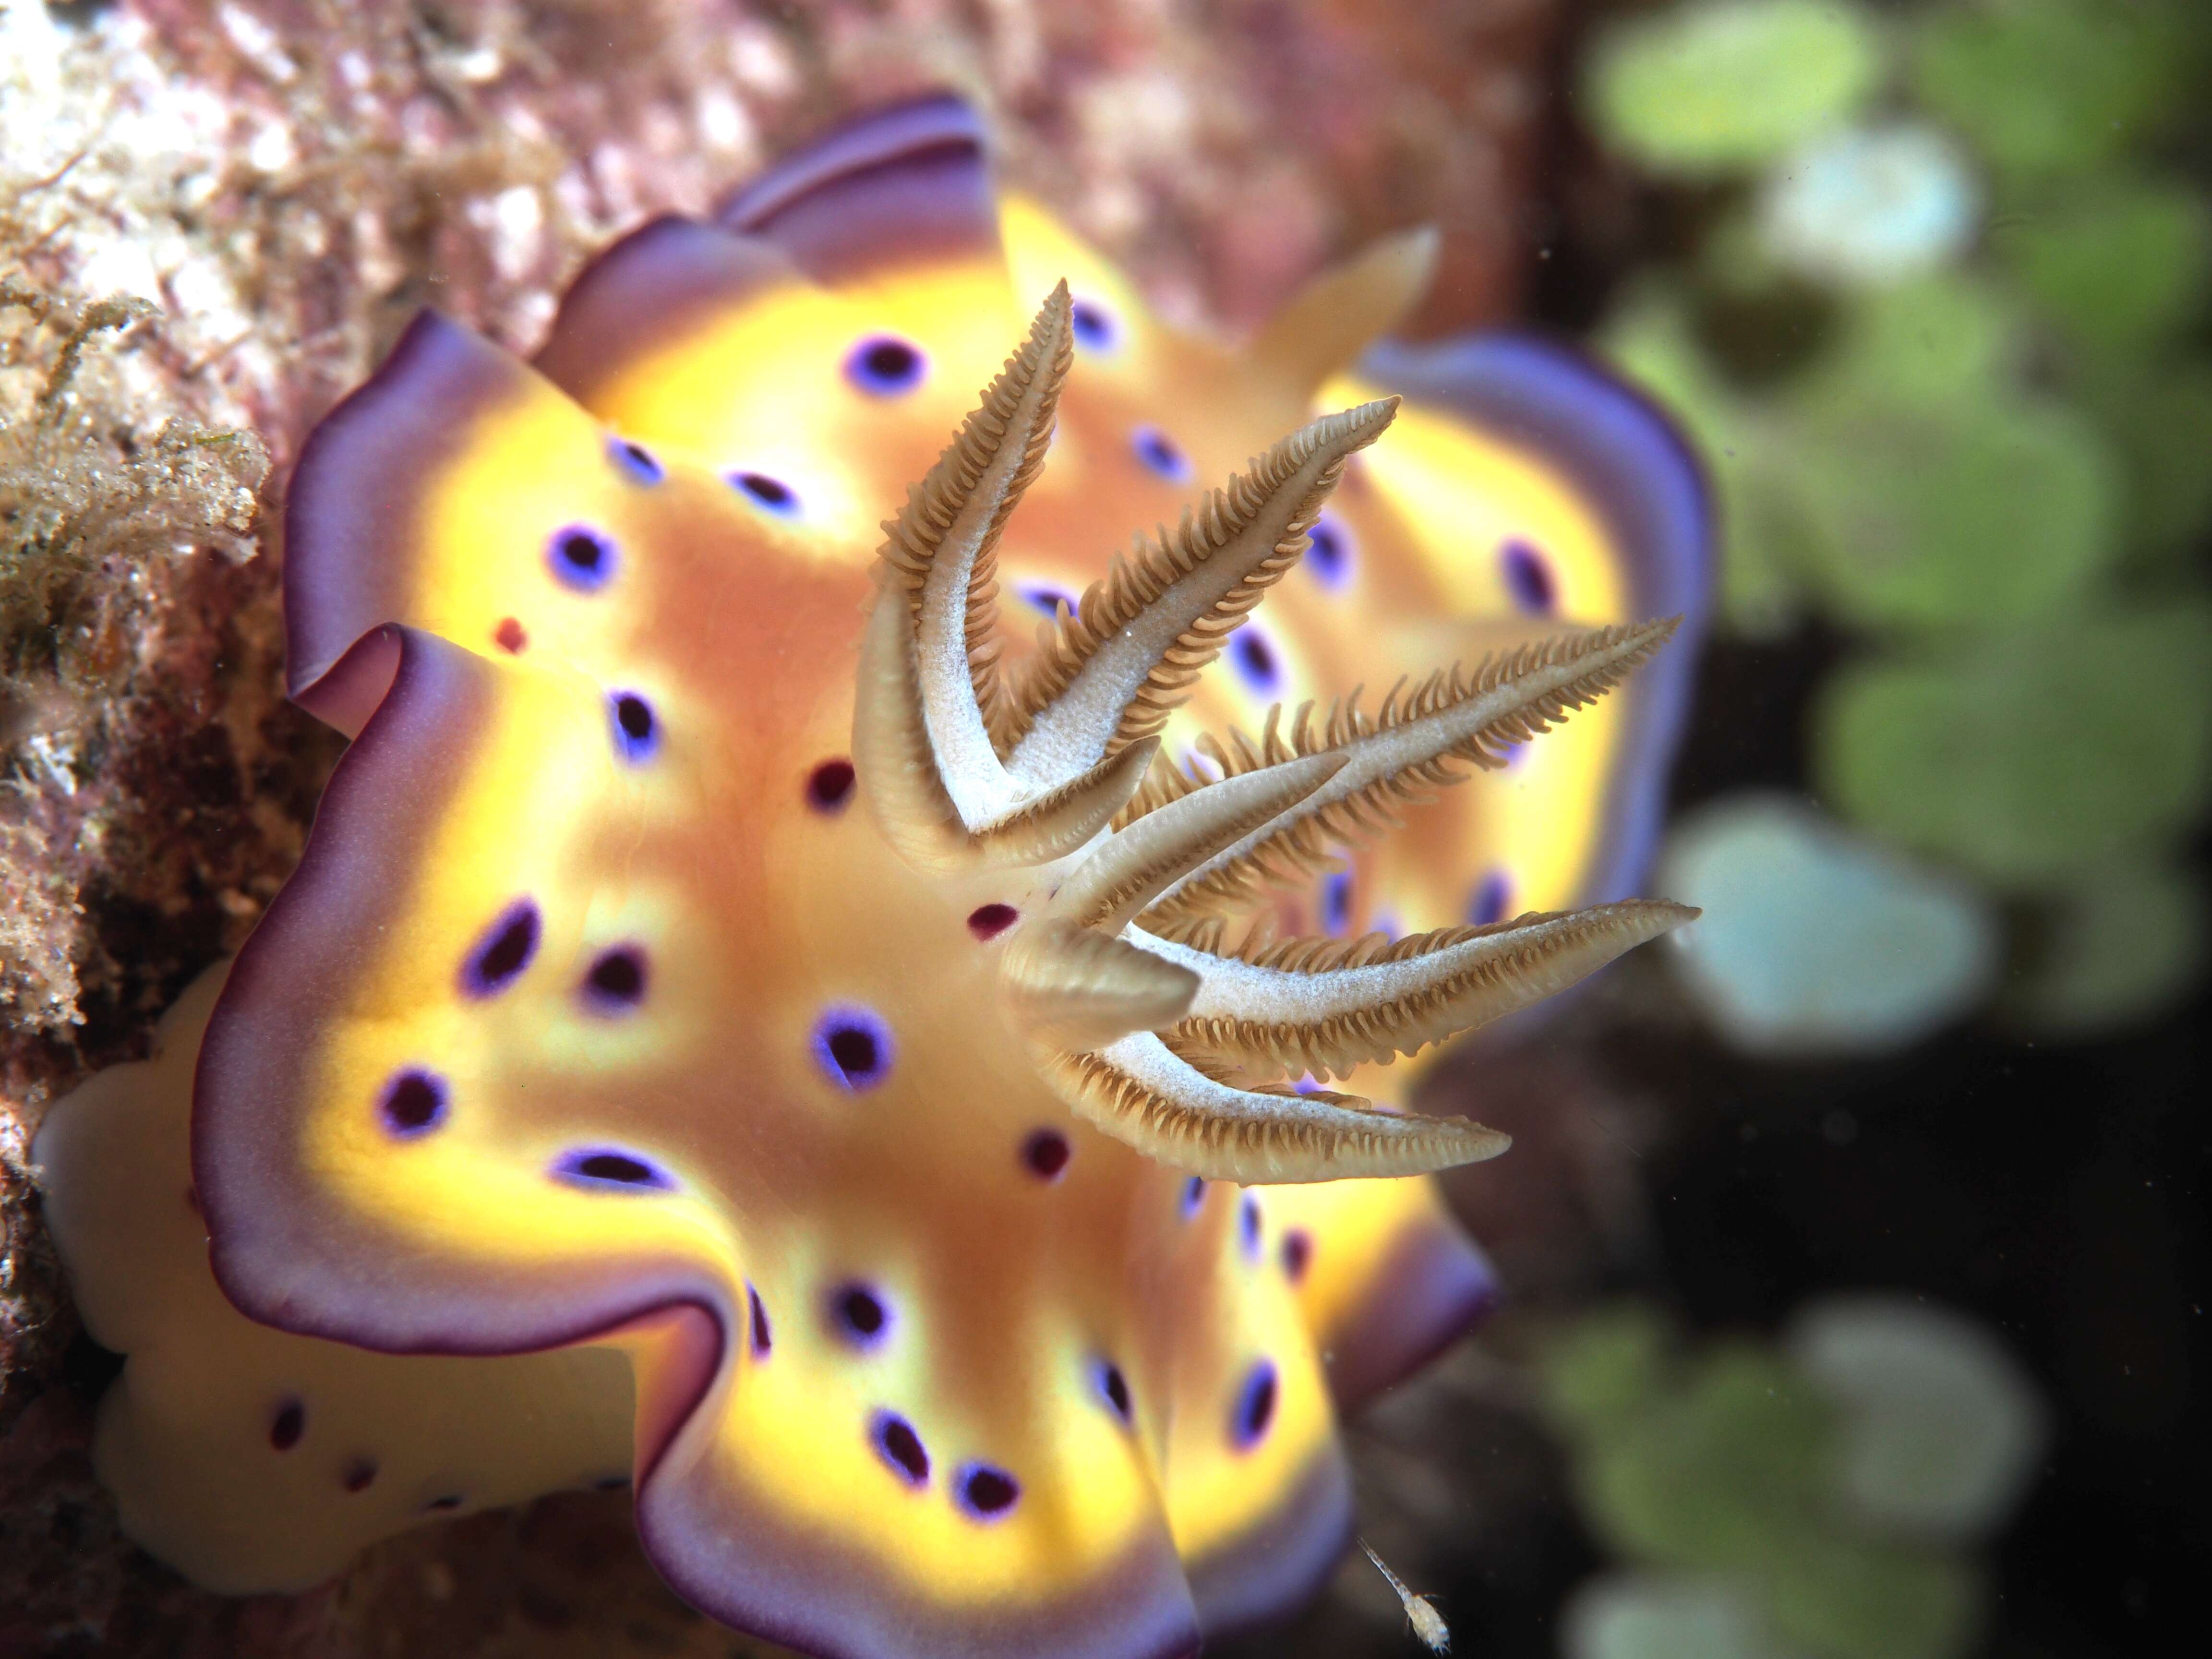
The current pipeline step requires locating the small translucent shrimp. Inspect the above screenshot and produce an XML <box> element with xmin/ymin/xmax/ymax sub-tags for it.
<box><xmin>1361</xmin><ymin>1539</ymin><xmax>1452</xmax><ymax>1653</ymax></box>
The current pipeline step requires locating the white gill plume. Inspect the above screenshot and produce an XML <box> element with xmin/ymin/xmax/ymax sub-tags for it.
<box><xmin>852</xmin><ymin>289</ymin><xmax>1695</xmax><ymax>1182</ymax></box>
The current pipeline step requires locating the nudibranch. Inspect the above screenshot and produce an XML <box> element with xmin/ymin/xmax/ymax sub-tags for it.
<box><xmin>35</xmin><ymin>97</ymin><xmax>1708</xmax><ymax>1659</ymax></box>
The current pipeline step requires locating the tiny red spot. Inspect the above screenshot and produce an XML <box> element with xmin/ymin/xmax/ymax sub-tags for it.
<box><xmin>494</xmin><ymin>617</ymin><xmax>528</xmax><ymax>653</ymax></box>
<box><xmin>967</xmin><ymin>903</ymin><xmax>1017</xmax><ymax>940</ymax></box>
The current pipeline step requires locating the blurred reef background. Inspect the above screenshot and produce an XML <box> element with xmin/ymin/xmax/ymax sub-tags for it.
<box><xmin>1</xmin><ymin>2</ymin><xmax>2204</xmax><ymax>1657</ymax></box>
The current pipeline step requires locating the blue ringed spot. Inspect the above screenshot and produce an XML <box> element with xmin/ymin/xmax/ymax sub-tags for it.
<box><xmin>812</xmin><ymin>1007</ymin><xmax>893</xmax><ymax>1090</ymax></box>
<box><xmin>609</xmin><ymin>691</ymin><xmax>659</xmax><ymax>763</ymax></box>
<box><xmin>1070</xmin><ymin>298</ymin><xmax>1118</xmax><ymax>352</ymax></box>
<box><xmin>379</xmin><ymin>1069</ymin><xmax>447</xmax><ymax>1138</ymax></box>
<box><xmin>1305</xmin><ymin>512</ymin><xmax>1356</xmax><ymax>589</ymax></box>
<box><xmin>1019</xmin><ymin>582</ymin><xmax>1077</xmax><ymax>619</ymax></box>
<box><xmin>581</xmin><ymin>945</ymin><xmax>647</xmax><ymax>1013</ymax></box>
<box><xmin>460</xmin><ymin>898</ymin><xmax>540</xmax><ymax>998</ymax></box>
<box><xmin>1230</xmin><ymin>627</ymin><xmax>1282</xmax><ymax>696</ymax></box>
<box><xmin>547</xmin><ymin>524</ymin><xmax>616</xmax><ymax>591</ymax></box>
<box><xmin>1469</xmin><ymin>870</ymin><xmax>1511</xmax><ymax>927</ymax></box>
<box><xmin>954</xmin><ymin>1462</ymin><xmax>1021</xmax><ymax>1520</ymax></box>
<box><xmin>1239</xmin><ymin>1193</ymin><xmax>1263</xmax><ymax>1261</ymax></box>
<box><xmin>1179</xmin><ymin>1175</ymin><xmax>1206</xmax><ymax>1220</ymax></box>
<box><xmin>844</xmin><ymin>334</ymin><xmax>926</xmax><ymax>396</ymax></box>
<box><xmin>551</xmin><ymin>1146</ymin><xmax>677</xmax><ymax>1193</ymax></box>
<box><xmin>730</xmin><ymin>470</ymin><xmax>800</xmax><ymax>517</ymax></box>
<box><xmin>1231</xmin><ymin>1359</ymin><xmax>1279</xmax><ymax>1450</ymax></box>
<box><xmin>608</xmin><ymin>436</ymin><xmax>664</xmax><ymax>483</ymax></box>
<box><xmin>830</xmin><ymin>1282</ymin><xmax>892</xmax><ymax>1349</ymax></box>
<box><xmin>1094</xmin><ymin>1359</ymin><xmax>1134</xmax><ymax>1423</ymax></box>
<box><xmin>1320</xmin><ymin>870</ymin><xmax>1353</xmax><ymax>936</ymax></box>
<box><xmin>1500</xmin><ymin>537</ymin><xmax>1556</xmax><ymax>614</ymax></box>
<box><xmin>1131</xmin><ymin>424</ymin><xmax>1192</xmax><ymax>483</ymax></box>
<box><xmin>871</xmin><ymin>1410</ymin><xmax>929</xmax><ymax>1486</ymax></box>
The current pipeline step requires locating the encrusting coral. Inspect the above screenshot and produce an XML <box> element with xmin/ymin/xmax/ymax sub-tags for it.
<box><xmin>30</xmin><ymin>95</ymin><xmax>1709</xmax><ymax>1659</ymax></box>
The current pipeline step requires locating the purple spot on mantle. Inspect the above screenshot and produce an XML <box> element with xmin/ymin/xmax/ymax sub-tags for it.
<box><xmin>552</xmin><ymin>1146</ymin><xmax>676</xmax><ymax>1193</ymax></box>
<box><xmin>460</xmin><ymin>898</ymin><xmax>539</xmax><ymax>998</ymax></box>
<box><xmin>1231</xmin><ymin>627</ymin><xmax>1281</xmax><ymax>695</ymax></box>
<box><xmin>1239</xmin><ymin>1193</ymin><xmax>1263</xmax><ymax>1262</ymax></box>
<box><xmin>581</xmin><ymin>946</ymin><xmax>647</xmax><ymax>1013</ymax></box>
<box><xmin>731</xmin><ymin>470</ymin><xmax>800</xmax><ymax>517</ymax></box>
<box><xmin>609</xmin><ymin>436</ymin><xmax>664</xmax><ymax>484</ymax></box>
<box><xmin>845</xmin><ymin>335</ymin><xmax>926</xmax><ymax>396</ymax></box>
<box><xmin>1021</xmin><ymin>1128</ymin><xmax>1070</xmax><ymax>1181</ymax></box>
<box><xmin>1281</xmin><ymin>1228</ymin><xmax>1314</xmax><ymax>1285</ymax></box>
<box><xmin>1469</xmin><ymin>870</ymin><xmax>1511</xmax><ymax>927</ymax></box>
<box><xmin>1500</xmin><ymin>538</ymin><xmax>1556</xmax><ymax>614</ymax></box>
<box><xmin>954</xmin><ymin>1462</ymin><xmax>1021</xmax><ymax>1520</ymax></box>
<box><xmin>1179</xmin><ymin>1175</ymin><xmax>1206</xmax><ymax>1220</ymax></box>
<box><xmin>1131</xmin><ymin>424</ymin><xmax>1192</xmax><ymax>483</ymax></box>
<box><xmin>872</xmin><ymin>1410</ymin><xmax>929</xmax><ymax>1486</ymax></box>
<box><xmin>1305</xmin><ymin>513</ymin><xmax>1355</xmax><ymax>589</ymax></box>
<box><xmin>1231</xmin><ymin>1359</ymin><xmax>1278</xmax><ymax>1450</ymax></box>
<box><xmin>269</xmin><ymin>1398</ymin><xmax>305</xmax><ymax>1452</ymax></box>
<box><xmin>830</xmin><ymin>1282</ymin><xmax>892</xmax><ymax>1349</ymax></box>
<box><xmin>806</xmin><ymin>758</ymin><xmax>855</xmax><ymax>812</ymax></box>
<box><xmin>379</xmin><ymin>1069</ymin><xmax>447</xmax><ymax>1138</ymax></box>
<box><xmin>609</xmin><ymin>691</ymin><xmax>658</xmax><ymax>763</ymax></box>
<box><xmin>548</xmin><ymin>524</ymin><xmax>616</xmax><ymax>591</ymax></box>
<box><xmin>812</xmin><ymin>1007</ymin><xmax>893</xmax><ymax>1090</ymax></box>
<box><xmin>1095</xmin><ymin>1359</ymin><xmax>1133</xmax><ymax>1423</ymax></box>
<box><xmin>747</xmin><ymin>1283</ymin><xmax>773</xmax><ymax>1359</ymax></box>
<box><xmin>1070</xmin><ymin>298</ymin><xmax>1118</xmax><ymax>352</ymax></box>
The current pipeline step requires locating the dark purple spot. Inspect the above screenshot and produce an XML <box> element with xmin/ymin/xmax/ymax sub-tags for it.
<box><xmin>806</xmin><ymin>757</ymin><xmax>856</xmax><ymax>812</ymax></box>
<box><xmin>461</xmin><ymin>899</ymin><xmax>539</xmax><ymax>998</ymax></box>
<box><xmin>582</xmin><ymin>946</ymin><xmax>647</xmax><ymax>1011</ymax></box>
<box><xmin>342</xmin><ymin>1457</ymin><xmax>379</xmax><ymax>1493</ymax></box>
<box><xmin>1305</xmin><ymin>514</ymin><xmax>1355</xmax><ymax>589</ymax></box>
<box><xmin>955</xmin><ymin>1462</ymin><xmax>1021</xmax><ymax>1520</ymax></box>
<box><xmin>1469</xmin><ymin>869</ymin><xmax>1511</xmax><ymax>927</ymax></box>
<box><xmin>1500</xmin><ymin>538</ymin><xmax>1556</xmax><ymax>614</ymax></box>
<box><xmin>1132</xmin><ymin>424</ymin><xmax>1192</xmax><ymax>482</ymax></box>
<box><xmin>184</xmin><ymin>1184</ymin><xmax>202</xmax><ymax>1215</ymax></box>
<box><xmin>1280</xmin><ymin>1228</ymin><xmax>1314</xmax><ymax>1284</ymax></box>
<box><xmin>813</xmin><ymin>1008</ymin><xmax>893</xmax><ymax>1090</ymax></box>
<box><xmin>748</xmin><ymin>1283</ymin><xmax>773</xmax><ymax>1359</ymax></box>
<box><xmin>269</xmin><ymin>1399</ymin><xmax>305</xmax><ymax>1452</ymax></box>
<box><xmin>1020</xmin><ymin>583</ymin><xmax>1077</xmax><ymax>618</ymax></box>
<box><xmin>1179</xmin><ymin>1175</ymin><xmax>1206</xmax><ymax>1220</ymax></box>
<box><xmin>552</xmin><ymin>1147</ymin><xmax>676</xmax><ymax>1192</ymax></box>
<box><xmin>610</xmin><ymin>691</ymin><xmax>658</xmax><ymax>763</ymax></box>
<box><xmin>845</xmin><ymin>334</ymin><xmax>926</xmax><ymax>396</ymax></box>
<box><xmin>1070</xmin><ymin>299</ymin><xmax>1117</xmax><ymax>352</ymax></box>
<box><xmin>872</xmin><ymin>1411</ymin><xmax>929</xmax><ymax>1486</ymax></box>
<box><xmin>424</xmin><ymin>1493</ymin><xmax>466</xmax><ymax>1513</ymax></box>
<box><xmin>731</xmin><ymin>470</ymin><xmax>800</xmax><ymax>517</ymax></box>
<box><xmin>1239</xmin><ymin>1193</ymin><xmax>1263</xmax><ymax>1261</ymax></box>
<box><xmin>610</xmin><ymin>437</ymin><xmax>664</xmax><ymax>483</ymax></box>
<box><xmin>591</xmin><ymin>1474</ymin><xmax>629</xmax><ymax>1491</ymax></box>
<box><xmin>1232</xmin><ymin>1359</ymin><xmax>1278</xmax><ymax>1450</ymax></box>
<box><xmin>1021</xmin><ymin>1128</ymin><xmax>1070</xmax><ymax>1180</ymax></box>
<box><xmin>1231</xmin><ymin>628</ymin><xmax>1280</xmax><ymax>695</ymax></box>
<box><xmin>831</xmin><ymin>1283</ymin><xmax>891</xmax><ymax>1347</ymax></box>
<box><xmin>1096</xmin><ymin>1360</ymin><xmax>1133</xmax><ymax>1423</ymax></box>
<box><xmin>968</xmin><ymin>903</ymin><xmax>1018</xmax><ymax>941</ymax></box>
<box><xmin>1321</xmin><ymin>870</ymin><xmax>1352</xmax><ymax>936</ymax></box>
<box><xmin>549</xmin><ymin>524</ymin><xmax>616</xmax><ymax>591</ymax></box>
<box><xmin>493</xmin><ymin>616</ymin><xmax>528</xmax><ymax>653</ymax></box>
<box><xmin>379</xmin><ymin>1069</ymin><xmax>447</xmax><ymax>1137</ymax></box>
